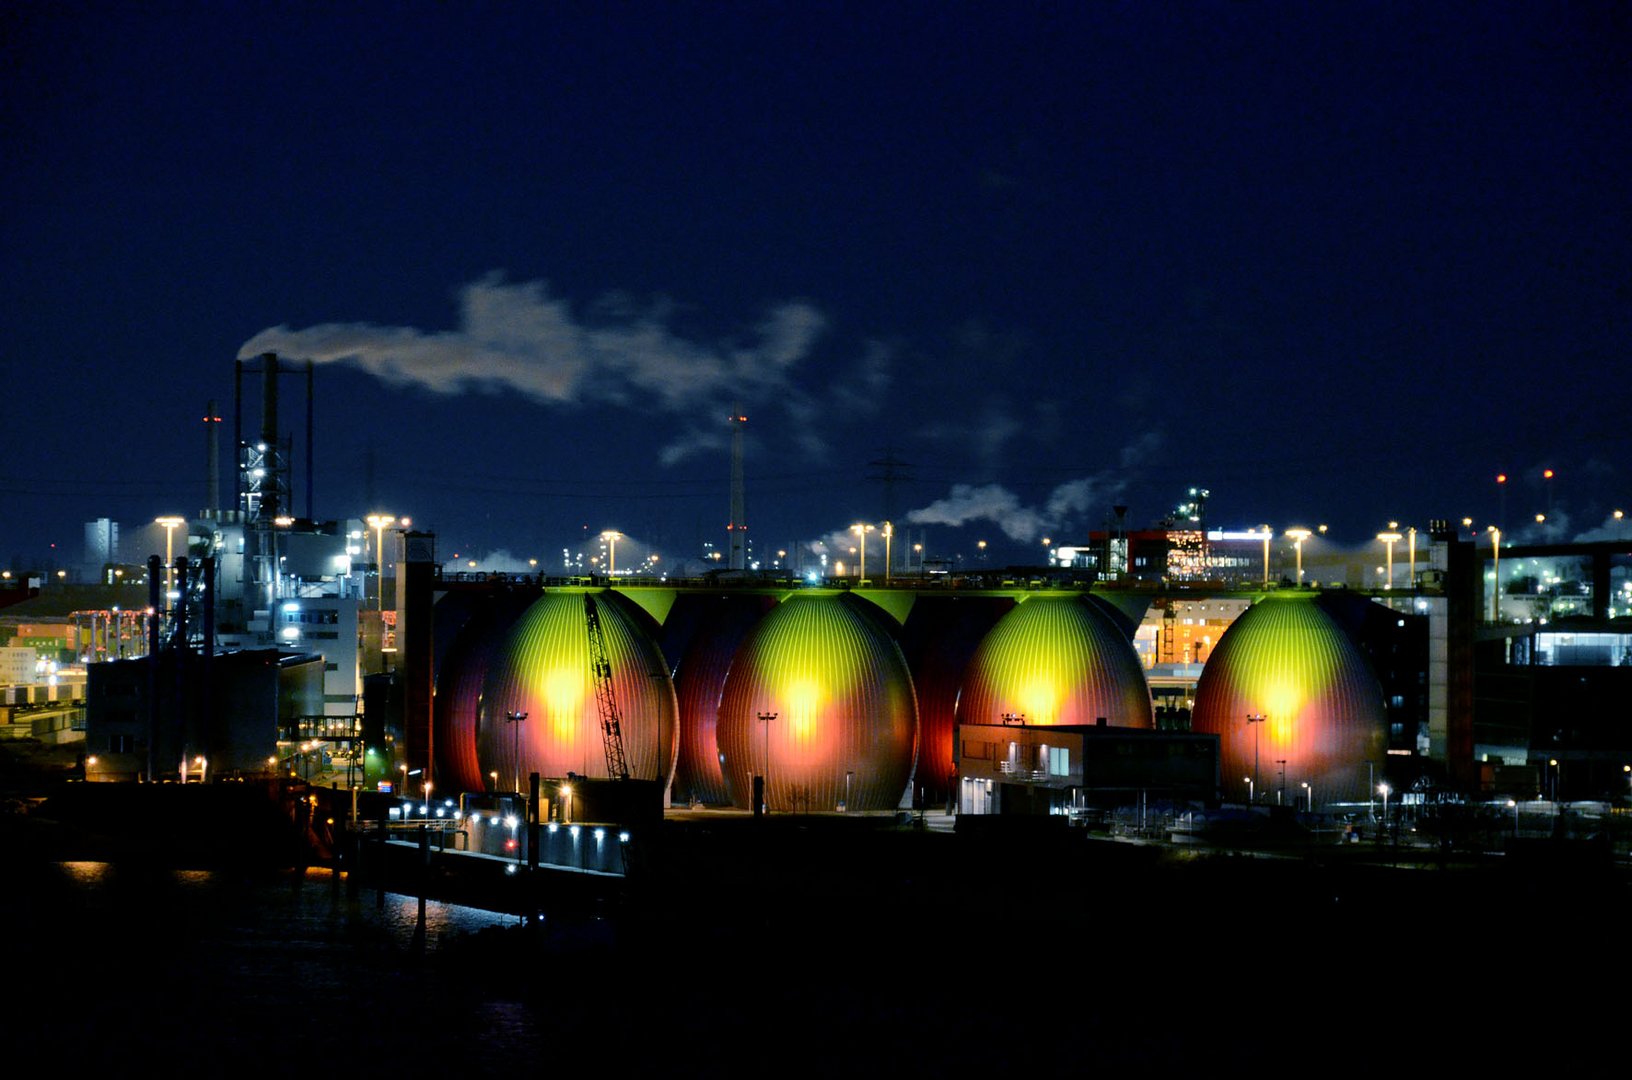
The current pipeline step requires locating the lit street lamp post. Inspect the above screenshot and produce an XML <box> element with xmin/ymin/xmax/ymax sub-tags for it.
<box><xmin>1488</xmin><ymin>526</ymin><xmax>1502</xmax><ymax>621</ymax></box>
<box><xmin>601</xmin><ymin>531</ymin><xmax>621</xmax><ymax>577</ymax></box>
<box><xmin>756</xmin><ymin>711</ymin><xmax>778</xmax><ymax>813</ymax></box>
<box><xmin>1259</xmin><ymin>526</ymin><xmax>1272</xmax><ymax>586</ymax></box>
<box><xmin>1285</xmin><ymin>527</ymin><xmax>1311</xmax><ymax>585</ymax></box>
<box><xmin>1407</xmin><ymin>526</ymin><xmax>1418</xmax><ymax>588</ymax></box>
<box><xmin>504</xmin><ymin>711</ymin><xmax>528</xmax><ymax>794</ymax></box>
<box><xmin>1246</xmin><ymin>714</ymin><xmax>1265</xmax><ymax>803</ymax></box>
<box><xmin>1244</xmin><ymin>776</ymin><xmax>1253</xmax><ymax>804</ymax></box>
<box><xmin>850</xmin><ymin>524</ymin><xmax>872</xmax><ymax>582</ymax></box>
<box><xmin>1300</xmin><ymin>780</ymin><xmax>1312</xmax><ymax>812</ymax></box>
<box><xmin>1378</xmin><ymin>782</ymin><xmax>1391</xmax><ymax>828</ymax></box>
<box><xmin>1276</xmin><ymin>759</ymin><xmax>1287</xmax><ymax>806</ymax></box>
<box><xmin>155</xmin><ymin>516</ymin><xmax>186</xmax><ymax>610</ymax></box>
<box><xmin>366</xmin><ymin>514</ymin><xmax>396</xmax><ymax>614</ymax></box>
<box><xmin>1376</xmin><ymin>526</ymin><xmax>1403</xmax><ymax>590</ymax></box>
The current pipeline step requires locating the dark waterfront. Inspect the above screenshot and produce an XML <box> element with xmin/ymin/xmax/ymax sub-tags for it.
<box><xmin>6</xmin><ymin>815</ymin><xmax>1627</xmax><ymax>1074</ymax></box>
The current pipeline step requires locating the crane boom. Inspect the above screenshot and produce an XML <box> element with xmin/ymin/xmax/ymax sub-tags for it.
<box><xmin>584</xmin><ymin>593</ymin><xmax>630</xmax><ymax>781</ymax></box>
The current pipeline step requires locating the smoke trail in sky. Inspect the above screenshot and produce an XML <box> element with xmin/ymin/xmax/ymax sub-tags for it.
<box><xmin>242</xmin><ymin>274</ymin><xmax>898</xmax><ymax>467</ymax></box>
<box><xmin>904</xmin><ymin>431</ymin><xmax>1165</xmax><ymax>542</ymax></box>
<box><xmin>241</xmin><ymin>274</ymin><xmax>822</xmax><ymax>411</ymax></box>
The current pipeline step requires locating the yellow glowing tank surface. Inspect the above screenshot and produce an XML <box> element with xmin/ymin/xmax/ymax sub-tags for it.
<box><xmin>716</xmin><ymin>594</ymin><xmax>917</xmax><ymax>812</ymax></box>
<box><xmin>955</xmin><ymin>594</ymin><xmax>1153</xmax><ymax>729</ymax></box>
<box><xmin>1191</xmin><ymin>593</ymin><xmax>1386</xmax><ymax>804</ymax></box>
<box><xmin>477</xmin><ymin>591</ymin><xmax>678</xmax><ymax>786</ymax></box>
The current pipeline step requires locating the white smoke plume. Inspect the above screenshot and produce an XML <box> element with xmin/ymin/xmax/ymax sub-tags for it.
<box><xmin>1573</xmin><ymin>511</ymin><xmax>1629</xmax><ymax>544</ymax></box>
<box><xmin>904</xmin><ymin>431</ymin><xmax>1165</xmax><ymax>543</ymax></box>
<box><xmin>906</xmin><ymin>484</ymin><xmax>1048</xmax><ymax>542</ymax></box>
<box><xmin>240</xmin><ymin>274</ymin><xmax>826</xmax><ymax>415</ymax></box>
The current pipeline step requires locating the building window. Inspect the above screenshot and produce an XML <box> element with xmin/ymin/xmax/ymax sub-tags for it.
<box><xmin>1048</xmin><ymin>746</ymin><xmax>1069</xmax><ymax>776</ymax></box>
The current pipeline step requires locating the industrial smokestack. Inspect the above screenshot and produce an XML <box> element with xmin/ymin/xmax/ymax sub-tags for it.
<box><xmin>204</xmin><ymin>399</ymin><xmax>222</xmax><ymax>518</ymax></box>
<box><xmin>728</xmin><ymin>404</ymin><xmax>747</xmax><ymax>570</ymax></box>
<box><xmin>261</xmin><ymin>353</ymin><xmax>280</xmax><ymax>521</ymax></box>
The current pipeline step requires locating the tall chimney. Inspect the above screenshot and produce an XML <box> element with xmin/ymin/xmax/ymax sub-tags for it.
<box><xmin>261</xmin><ymin>353</ymin><xmax>280</xmax><ymax>521</ymax></box>
<box><xmin>728</xmin><ymin>404</ymin><xmax>747</xmax><ymax>570</ymax></box>
<box><xmin>204</xmin><ymin>399</ymin><xmax>222</xmax><ymax>517</ymax></box>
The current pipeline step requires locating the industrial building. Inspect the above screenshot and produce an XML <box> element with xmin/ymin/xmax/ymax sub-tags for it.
<box><xmin>393</xmin><ymin>517</ymin><xmax>1630</xmax><ymax>822</ymax></box>
<box><xmin>43</xmin><ymin>351</ymin><xmax>1629</xmax><ymax>817</ymax></box>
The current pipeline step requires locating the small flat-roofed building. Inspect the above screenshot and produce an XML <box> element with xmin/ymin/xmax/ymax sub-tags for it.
<box><xmin>955</xmin><ymin>720</ymin><xmax>1219</xmax><ymax>816</ymax></box>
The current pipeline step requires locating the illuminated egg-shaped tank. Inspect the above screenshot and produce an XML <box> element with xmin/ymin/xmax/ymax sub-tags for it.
<box><xmin>672</xmin><ymin>594</ymin><xmax>776</xmax><ymax>806</ymax></box>
<box><xmin>898</xmin><ymin>594</ymin><xmax>1015</xmax><ymax>805</ymax></box>
<box><xmin>717</xmin><ymin>594</ymin><xmax>917</xmax><ymax>812</ymax></box>
<box><xmin>955</xmin><ymin>594</ymin><xmax>1153</xmax><ymax>729</ymax></box>
<box><xmin>432</xmin><ymin>592</ymin><xmax>534</xmax><ymax>795</ymax></box>
<box><xmin>477</xmin><ymin>590</ymin><xmax>678</xmax><ymax>788</ymax></box>
<box><xmin>1191</xmin><ymin>593</ymin><xmax>1386</xmax><ymax>804</ymax></box>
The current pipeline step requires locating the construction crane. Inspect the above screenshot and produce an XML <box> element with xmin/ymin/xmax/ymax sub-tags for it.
<box><xmin>584</xmin><ymin>593</ymin><xmax>630</xmax><ymax>781</ymax></box>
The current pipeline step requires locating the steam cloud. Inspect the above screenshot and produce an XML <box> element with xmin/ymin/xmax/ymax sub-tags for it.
<box><xmin>905</xmin><ymin>431</ymin><xmax>1165</xmax><ymax>542</ymax></box>
<box><xmin>239</xmin><ymin>274</ymin><xmax>886</xmax><ymax>464</ymax></box>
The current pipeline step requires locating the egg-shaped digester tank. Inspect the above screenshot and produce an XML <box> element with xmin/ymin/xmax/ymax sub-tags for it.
<box><xmin>477</xmin><ymin>590</ymin><xmax>678</xmax><ymax>789</ymax></box>
<box><xmin>716</xmin><ymin>593</ymin><xmax>917</xmax><ymax>812</ymax></box>
<box><xmin>955</xmin><ymin>594</ymin><xmax>1153</xmax><ymax>729</ymax></box>
<box><xmin>433</xmin><ymin>592</ymin><xmax>535</xmax><ymax>795</ymax></box>
<box><xmin>672</xmin><ymin>594</ymin><xmax>776</xmax><ymax>806</ymax></box>
<box><xmin>1190</xmin><ymin>593</ymin><xmax>1386</xmax><ymax>805</ymax></box>
<box><xmin>898</xmin><ymin>594</ymin><xmax>1015</xmax><ymax>805</ymax></box>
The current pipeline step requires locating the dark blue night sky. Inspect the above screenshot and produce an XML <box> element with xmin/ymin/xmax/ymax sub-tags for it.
<box><xmin>4</xmin><ymin>4</ymin><xmax>1628</xmax><ymax>571</ymax></box>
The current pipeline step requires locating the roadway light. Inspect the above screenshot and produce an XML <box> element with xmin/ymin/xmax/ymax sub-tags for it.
<box><xmin>1284</xmin><ymin>528</ymin><xmax>1312</xmax><ymax>585</ymax></box>
<box><xmin>155</xmin><ymin>516</ymin><xmax>186</xmax><ymax>608</ymax></box>
<box><xmin>365</xmin><ymin>514</ymin><xmax>396</xmax><ymax>615</ymax></box>
<box><xmin>850</xmin><ymin>523</ymin><xmax>873</xmax><ymax>582</ymax></box>
<box><xmin>601</xmin><ymin>531</ymin><xmax>622</xmax><ymax>577</ymax></box>
<box><xmin>1376</xmin><ymin>529</ymin><xmax>1403</xmax><ymax>590</ymax></box>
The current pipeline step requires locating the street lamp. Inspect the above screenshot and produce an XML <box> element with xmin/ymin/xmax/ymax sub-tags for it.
<box><xmin>601</xmin><ymin>531</ymin><xmax>621</xmax><ymax>577</ymax></box>
<box><xmin>504</xmin><ymin>711</ymin><xmax>528</xmax><ymax>794</ymax></box>
<box><xmin>1245</xmin><ymin>714</ymin><xmax>1265</xmax><ymax>803</ymax></box>
<box><xmin>1244</xmin><ymin>775</ymin><xmax>1254</xmax><ymax>804</ymax></box>
<box><xmin>155</xmin><ymin>516</ymin><xmax>186</xmax><ymax>609</ymax></box>
<box><xmin>882</xmin><ymin>521</ymin><xmax>893</xmax><ymax>583</ymax></box>
<box><xmin>976</xmin><ymin>539</ymin><xmax>987</xmax><ymax>563</ymax></box>
<box><xmin>1376</xmin><ymin>527</ymin><xmax>1403</xmax><ymax>590</ymax></box>
<box><xmin>365</xmin><ymin>514</ymin><xmax>396</xmax><ymax>614</ymax></box>
<box><xmin>1259</xmin><ymin>525</ymin><xmax>1272</xmax><ymax>586</ymax></box>
<box><xmin>1488</xmin><ymin>526</ymin><xmax>1502</xmax><ymax>621</ymax></box>
<box><xmin>1406</xmin><ymin>526</ymin><xmax>1418</xmax><ymax>588</ymax></box>
<box><xmin>1507</xmin><ymin>798</ymin><xmax>1518</xmax><ymax>834</ymax></box>
<box><xmin>850</xmin><ymin>524</ymin><xmax>872</xmax><ymax>582</ymax></box>
<box><xmin>1548</xmin><ymin>758</ymin><xmax>1559</xmax><ymax>803</ymax></box>
<box><xmin>1284</xmin><ymin>527</ymin><xmax>1311</xmax><ymax>585</ymax></box>
<box><xmin>1300</xmin><ymin>780</ymin><xmax>1312</xmax><ymax>812</ymax></box>
<box><xmin>1378</xmin><ymin>782</ymin><xmax>1391</xmax><ymax>825</ymax></box>
<box><xmin>1275</xmin><ymin>759</ymin><xmax>1287</xmax><ymax>806</ymax></box>
<box><xmin>756</xmin><ymin>711</ymin><xmax>778</xmax><ymax>813</ymax></box>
